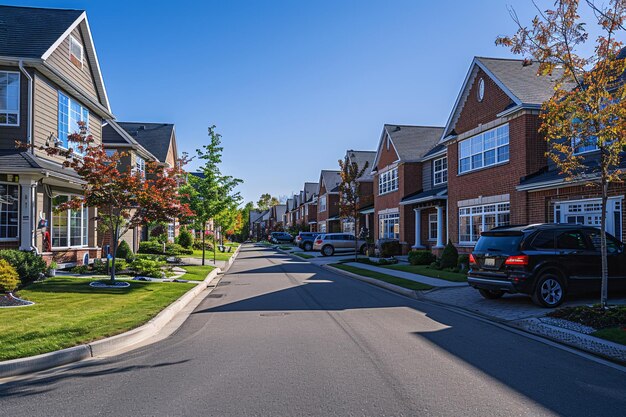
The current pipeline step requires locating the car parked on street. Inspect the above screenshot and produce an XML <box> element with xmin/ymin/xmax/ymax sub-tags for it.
<box><xmin>312</xmin><ymin>233</ymin><xmax>367</xmax><ymax>256</ymax></box>
<box><xmin>270</xmin><ymin>232</ymin><xmax>293</xmax><ymax>244</ymax></box>
<box><xmin>295</xmin><ymin>232</ymin><xmax>318</xmax><ymax>251</ymax></box>
<box><xmin>468</xmin><ymin>224</ymin><xmax>626</xmax><ymax>307</ymax></box>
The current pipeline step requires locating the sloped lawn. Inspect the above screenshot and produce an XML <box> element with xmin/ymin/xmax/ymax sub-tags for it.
<box><xmin>0</xmin><ymin>277</ymin><xmax>194</xmax><ymax>361</ymax></box>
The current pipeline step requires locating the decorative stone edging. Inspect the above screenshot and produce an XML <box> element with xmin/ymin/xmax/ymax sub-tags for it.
<box><xmin>89</xmin><ymin>281</ymin><xmax>131</xmax><ymax>288</ymax></box>
<box><xmin>0</xmin><ymin>293</ymin><xmax>35</xmax><ymax>308</ymax></box>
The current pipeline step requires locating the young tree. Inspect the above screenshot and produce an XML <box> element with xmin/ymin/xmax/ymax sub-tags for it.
<box><xmin>338</xmin><ymin>155</ymin><xmax>369</xmax><ymax>261</ymax></box>
<box><xmin>257</xmin><ymin>193</ymin><xmax>279</xmax><ymax>211</ymax></box>
<box><xmin>20</xmin><ymin>122</ymin><xmax>192</xmax><ymax>282</ymax></box>
<box><xmin>182</xmin><ymin>126</ymin><xmax>242</xmax><ymax>265</ymax></box>
<box><xmin>497</xmin><ymin>0</ymin><xmax>626</xmax><ymax>307</ymax></box>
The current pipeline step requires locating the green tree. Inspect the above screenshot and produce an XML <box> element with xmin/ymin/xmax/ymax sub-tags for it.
<box><xmin>338</xmin><ymin>155</ymin><xmax>369</xmax><ymax>261</ymax></box>
<box><xmin>497</xmin><ymin>0</ymin><xmax>626</xmax><ymax>308</ymax></box>
<box><xmin>257</xmin><ymin>193</ymin><xmax>279</xmax><ymax>211</ymax></box>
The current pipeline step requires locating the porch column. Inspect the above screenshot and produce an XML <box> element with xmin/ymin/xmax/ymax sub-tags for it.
<box><xmin>19</xmin><ymin>177</ymin><xmax>37</xmax><ymax>251</ymax></box>
<box><xmin>412</xmin><ymin>208</ymin><xmax>424</xmax><ymax>249</ymax></box>
<box><xmin>435</xmin><ymin>205</ymin><xmax>444</xmax><ymax>248</ymax></box>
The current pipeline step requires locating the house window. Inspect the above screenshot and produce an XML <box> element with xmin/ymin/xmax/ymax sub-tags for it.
<box><xmin>555</xmin><ymin>197</ymin><xmax>622</xmax><ymax>238</ymax></box>
<box><xmin>305</xmin><ymin>205</ymin><xmax>309</xmax><ymax>215</ymax></box>
<box><xmin>51</xmin><ymin>195</ymin><xmax>88</xmax><ymax>248</ymax></box>
<box><xmin>378</xmin><ymin>167</ymin><xmax>398</xmax><ymax>195</ymax></box>
<box><xmin>135</xmin><ymin>155</ymin><xmax>146</xmax><ymax>176</ymax></box>
<box><xmin>459</xmin><ymin>124</ymin><xmax>509</xmax><ymax>174</ymax></box>
<box><xmin>433</xmin><ymin>157</ymin><xmax>448</xmax><ymax>185</ymax></box>
<box><xmin>428</xmin><ymin>213</ymin><xmax>438</xmax><ymax>241</ymax></box>
<box><xmin>459</xmin><ymin>202</ymin><xmax>510</xmax><ymax>244</ymax></box>
<box><xmin>168</xmin><ymin>223</ymin><xmax>175</xmax><ymax>241</ymax></box>
<box><xmin>58</xmin><ymin>92</ymin><xmax>89</xmax><ymax>154</ymax></box>
<box><xmin>379</xmin><ymin>213</ymin><xmax>400</xmax><ymax>239</ymax></box>
<box><xmin>343</xmin><ymin>220</ymin><xmax>355</xmax><ymax>235</ymax></box>
<box><xmin>69</xmin><ymin>35</ymin><xmax>83</xmax><ymax>68</ymax></box>
<box><xmin>572</xmin><ymin>136</ymin><xmax>599</xmax><ymax>154</ymax></box>
<box><xmin>319</xmin><ymin>223</ymin><xmax>327</xmax><ymax>233</ymax></box>
<box><xmin>0</xmin><ymin>183</ymin><xmax>19</xmax><ymax>240</ymax></box>
<box><xmin>0</xmin><ymin>71</ymin><xmax>19</xmax><ymax>126</ymax></box>
<box><xmin>319</xmin><ymin>196</ymin><xmax>327</xmax><ymax>212</ymax></box>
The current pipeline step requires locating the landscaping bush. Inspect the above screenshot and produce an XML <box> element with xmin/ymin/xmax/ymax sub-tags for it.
<box><xmin>0</xmin><ymin>249</ymin><xmax>47</xmax><ymax>285</ymax></box>
<box><xmin>165</xmin><ymin>243</ymin><xmax>193</xmax><ymax>256</ymax></box>
<box><xmin>457</xmin><ymin>254</ymin><xmax>470</xmax><ymax>271</ymax></box>
<box><xmin>130</xmin><ymin>258</ymin><xmax>165</xmax><ymax>278</ymax></box>
<box><xmin>177</xmin><ymin>228</ymin><xmax>194</xmax><ymax>249</ymax></box>
<box><xmin>408</xmin><ymin>250</ymin><xmax>436</xmax><ymax>266</ymax></box>
<box><xmin>439</xmin><ymin>240</ymin><xmax>459</xmax><ymax>269</ymax></box>
<box><xmin>116</xmin><ymin>240</ymin><xmax>135</xmax><ymax>262</ymax></box>
<box><xmin>192</xmin><ymin>241</ymin><xmax>213</xmax><ymax>251</ymax></box>
<box><xmin>377</xmin><ymin>239</ymin><xmax>401</xmax><ymax>257</ymax></box>
<box><xmin>138</xmin><ymin>240</ymin><xmax>165</xmax><ymax>255</ymax></box>
<box><xmin>135</xmin><ymin>253</ymin><xmax>167</xmax><ymax>262</ymax></box>
<box><xmin>0</xmin><ymin>259</ymin><xmax>20</xmax><ymax>293</ymax></box>
<box><xmin>429</xmin><ymin>260</ymin><xmax>442</xmax><ymax>270</ymax></box>
<box><xmin>549</xmin><ymin>306</ymin><xmax>626</xmax><ymax>329</ymax></box>
<box><xmin>150</xmin><ymin>224</ymin><xmax>168</xmax><ymax>243</ymax></box>
<box><xmin>139</xmin><ymin>241</ymin><xmax>192</xmax><ymax>256</ymax></box>
<box><xmin>71</xmin><ymin>264</ymin><xmax>90</xmax><ymax>274</ymax></box>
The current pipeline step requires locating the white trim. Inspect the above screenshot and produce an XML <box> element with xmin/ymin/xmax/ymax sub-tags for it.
<box><xmin>41</xmin><ymin>12</ymin><xmax>86</xmax><ymax>60</ymax></box>
<box><xmin>433</xmin><ymin>156</ymin><xmax>448</xmax><ymax>186</ymax></box>
<box><xmin>68</xmin><ymin>34</ymin><xmax>84</xmax><ymax>69</ymax></box>
<box><xmin>370</xmin><ymin>127</ymin><xmax>401</xmax><ymax>175</ymax></box>
<box><xmin>0</xmin><ymin>70</ymin><xmax>21</xmax><ymax>127</ymax></box>
<box><xmin>0</xmin><ymin>181</ymin><xmax>20</xmax><ymax>241</ymax></box>
<box><xmin>428</xmin><ymin>212</ymin><xmax>438</xmax><ymax>241</ymax></box>
<box><xmin>51</xmin><ymin>193</ymin><xmax>88</xmax><ymax>249</ymax></box>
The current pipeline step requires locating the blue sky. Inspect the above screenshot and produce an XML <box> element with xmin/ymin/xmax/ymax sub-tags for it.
<box><xmin>5</xmin><ymin>1</ymin><xmax>601</xmax><ymax>204</ymax></box>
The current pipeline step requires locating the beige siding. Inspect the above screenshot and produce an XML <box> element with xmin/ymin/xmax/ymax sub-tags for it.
<box><xmin>89</xmin><ymin>111</ymin><xmax>102</xmax><ymax>146</ymax></box>
<box><xmin>32</xmin><ymin>74</ymin><xmax>63</xmax><ymax>164</ymax></box>
<box><xmin>0</xmin><ymin>65</ymin><xmax>29</xmax><ymax>149</ymax></box>
<box><xmin>45</xmin><ymin>26</ymin><xmax>99</xmax><ymax>101</ymax></box>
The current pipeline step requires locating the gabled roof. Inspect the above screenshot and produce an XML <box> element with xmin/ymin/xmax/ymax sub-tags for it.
<box><xmin>318</xmin><ymin>170</ymin><xmax>342</xmax><ymax>194</ymax></box>
<box><xmin>440</xmin><ymin>57</ymin><xmax>567</xmax><ymax>143</ymax></box>
<box><xmin>116</xmin><ymin>122</ymin><xmax>175</xmax><ymax>164</ymax></box>
<box><xmin>372</xmin><ymin>124</ymin><xmax>444</xmax><ymax>171</ymax></box>
<box><xmin>272</xmin><ymin>204</ymin><xmax>287</xmax><ymax>220</ymax></box>
<box><xmin>303</xmin><ymin>182</ymin><xmax>318</xmax><ymax>202</ymax></box>
<box><xmin>0</xmin><ymin>5</ymin><xmax>111</xmax><ymax>113</ymax></box>
<box><xmin>346</xmin><ymin>150</ymin><xmax>376</xmax><ymax>181</ymax></box>
<box><xmin>0</xmin><ymin>150</ymin><xmax>80</xmax><ymax>181</ymax></box>
<box><xmin>102</xmin><ymin>120</ymin><xmax>159</xmax><ymax>162</ymax></box>
<box><xmin>285</xmin><ymin>198</ymin><xmax>294</xmax><ymax>211</ymax></box>
<box><xmin>422</xmin><ymin>143</ymin><xmax>446</xmax><ymax>160</ymax></box>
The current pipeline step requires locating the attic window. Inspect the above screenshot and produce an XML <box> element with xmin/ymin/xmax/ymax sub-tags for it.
<box><xmin>69</xmin><ymin>35</ymin><xmax>83</xmax><ymax>69</ymax></box>
<box><xmin>477</xmin><ymin>78</ymin><xmax>485</xmax><ymax>102</ymax></box>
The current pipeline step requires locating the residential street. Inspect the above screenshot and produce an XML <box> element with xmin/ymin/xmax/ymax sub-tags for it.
<box><xmin>2</xmin><ymin>244</ymin><xmax>626</xmax><ymax>417</ymax></box>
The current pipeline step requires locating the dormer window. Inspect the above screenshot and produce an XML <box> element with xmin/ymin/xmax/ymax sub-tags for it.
<box><xmin>69</xmin><ymin>35</ymin><xmax>83</xmax><ymax>69</ymax></box>
<box><xmin>433</xmin><ymin>157</ymin><xmax>448</xmax><ymax>185</ymax></box>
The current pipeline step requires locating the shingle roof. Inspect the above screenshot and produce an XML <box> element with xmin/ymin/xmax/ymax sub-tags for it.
<box><xmin>400</xmin><ymin>186</ymin><xmax>447</xmax><ymax>205</ymax></box>
<box><xmin>384</xmin><ymin>125</ymin><xmax>444</xmax><ymax>162</ymax></box>
<box><xmin>477</xmin><ymin>57</ymin><xmax>568</xmax><ymax>106</ymax></box>
<box><xmin>0</xmin><ymin>5</ymin><xmax>83</xmax><ymax>59</ymax></box>
<box><xmin>346</xmin><ymin>150</ymin><xmax>376</xmax><ymax>180</ymax></box>
<box><xmin>422</xmin><ymin>143</ymin><xmax>446</xmax><ymax>159</ymax></box>
<box><xmin>303</xmin><ymin>182</ymin><xmax>318</xmax><ymax>202</ymax></box>
<box><xmin>116</xmin><ymin>122</ymin><xmax>174</xmax><ymax>163</ymax></box>
<box><xmin>0</xmin><ymin>150</ymin><xmax>80</xmax><ymax>179</ymax></box>
<box><xmin>320</xmin><ymin>170</ymin><xmax>342</xmax><ymax>193</ymax></box>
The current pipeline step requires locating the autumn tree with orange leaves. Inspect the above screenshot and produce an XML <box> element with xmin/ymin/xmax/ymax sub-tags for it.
<box><xmin>497</xmin><ymin>0</ymin><xmax>626</xmax><ymax>307</ymax></box>
<box><xmin>338</xmin><ymin>155</ymin><xmax>369</xmax><ymax>261</ymax></box>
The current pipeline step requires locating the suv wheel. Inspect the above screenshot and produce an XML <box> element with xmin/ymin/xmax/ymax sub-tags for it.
<box><xmin>303</xmin><ymin>242</ymin><xmax>313</xmax><ymax>251</ymax></box>
<box><xmin>478</xmin><ymin>289</ymin><xmax>505</xmax><ymax>300</ymax></box>
<box><xmin>322</xmin><ymin>245</ymin><xmax>334</xmax><ymax>257</ymax></box>
<box><xmin>532</xmin><ymin>273</ymin><xmax>566</xmax><ymax>308</ymax></box>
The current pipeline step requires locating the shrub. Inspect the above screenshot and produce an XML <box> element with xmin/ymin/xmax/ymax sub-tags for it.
<box><xmin>378</xmin><ymin>239</ymin><xmax>401</xmax><ymax>257</ymax></box>
<box><xmin>408</xmin><ymin>250</ymin><xmax>436</xmax><ymax>266</ymax></box>
<box><xmin>130</xmin><ymin>258</ymin><xmax>164</xmax><ymax>278</ymax></box>
<box><xmin>116</xmin><ymin>240</ymin><xmax>135</xmax><ymax>262</ymax></box>
<box><xmin>135</xmin><ymin>253</ymin><xmax>167</xmax><ymax>262</ymax></box>
<box><xmin>192</xmin><ymin>241</ymin><xmax>213</xmax><ymax>251</ymax></box>
<box><xmin>165</xmin><ymin>242</ymin><xmax>193</xmax><ymax>256</ymax></box>
<box><xmin>439</xmin><ymin>240</ymin><xmax>459</xmax><ymax>269</ymax></box>
<box><xmin>177</xmin><ymin>228</ymin><xmax>194</xmax><ymax>249</ymax></box>
<box><xmin>429</xmin><ymin>260</ymin><xmax>442</xmax><ymax>270</ymax></box>
<box><xmin>0</xmin><ymin>259</ymin><xmax>20</xmax><ymax>293</ymax></box>
<box><xmin>457</xmin><ymin>254</ymin><xmax>470</xmax><ymax>271</ymax></box>
<box><xmin>138</xmin><ymin>241</ymin><xmax>192</xmax><ymax>256</ymax></box>
<box><xmin>150</xmin><ymin>224</ymin><xmax>168</xmax><ymax>243</ymax></box>
<box><xmin>138</xmin><ymin>240</ymin><xmax>165</xmax><ymax>254</ymax></box>
<box><xmin>0</xmin><ymin>250</ymin><xmax>47</xmax><ymax>285</ymax></box>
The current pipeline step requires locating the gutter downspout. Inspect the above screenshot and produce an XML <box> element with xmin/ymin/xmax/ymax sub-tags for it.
<box><xmin>19</xmin><ymin>61</ymin><xmax>37</xmax><ymax>253</ymax></box>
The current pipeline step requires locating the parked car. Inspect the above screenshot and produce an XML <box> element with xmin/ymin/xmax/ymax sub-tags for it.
<box><xmin>312</xmin><ymin>233</ymin><xmax>367</xmax><ymax>256</ymax></box>
<box><xmin>468</xmin><ymin>224</ymin><xmax>626</xmax><ymax>307</ymax></box>
<box><xmin>270</xmin><ymin>232</ymin><xmax>293</xmax><ymax>244</ymax></box>
<box><xmin>295</xmin><ymin>232</ymin><xmax>318</xmax><ymax>251</ymax></box>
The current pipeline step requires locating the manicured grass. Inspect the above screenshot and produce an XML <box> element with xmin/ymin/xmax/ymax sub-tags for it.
<box><xmin>330</xmin><ymin>263</ymin><xmax>432</xmax><ymax>291</ymax></box>
<box><xmin>0</xmin><ymin>277</ymin><xmax>194</xmax><ymax>361</ymax></box>
<box><xmin>180</xmin><ymin>265</ymin><xmax>216</xmax><ymax>281</ymax></box>
<box><xmin>294</xmin><ymin>252</ymin><xmax>314</xmax><ymax>259</ymax></box>
<box><xmin>383</xmin><ymin>264</ymin><xmax>467</xmax><ymax>283</ymax></box>
<box><xmin>279</xmin><ymin>245</ymin><xmax>294</xmax><ymax>250</ymax></box>
<box><xmin>189</xmin><ymin>249</ymin><xmax>235</xmax><ymax>261</ymax></box>
<box><xmin>593</xmin><ymin>327</ymin><xmax>626</xmax><ymax>346</ymax></box>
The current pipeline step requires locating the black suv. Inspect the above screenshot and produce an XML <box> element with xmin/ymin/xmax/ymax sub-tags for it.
<box><xmin>294</xmin><ymin>232</ymin><xmax>318</xmax><ymax>251</ymax></box>
<box><xmin>468</xmin><ymin>224</ymin><xmax>626</xmax><ymax>307</ymax></box>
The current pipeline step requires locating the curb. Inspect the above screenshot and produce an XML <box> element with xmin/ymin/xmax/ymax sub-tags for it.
<box><xmin>0</xmin><ymin>249</ymin><xmax>241</xmax><ymax>380</ymax></box>
<box><xmin>322</xmin><ymin>264</ymin><xmax>419</xmax><ymax>300</ymax></box>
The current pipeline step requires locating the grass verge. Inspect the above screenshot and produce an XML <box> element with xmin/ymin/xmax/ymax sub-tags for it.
<box><xmin>180</xmin><ymin>265</ymin><xmax>216</xmax><ymax>281</ymax></box>
<box><xmin>593</xmin><ymin>327</ymin><xmax>626</xmax><ymax>345</ymax></box>
<box><xmin>189</xmin><ymin>248</ymin><xmax>235</xmax><ymax>261</ymax></box>
<box><xmin>294</xmin><ymin>253</ymin><xmax>314</xmax><ymax>259</ymax></box>
<box><xmin>383</xmin><ymin>264</ymin><xmax>467</xmax><ymax>282</ymax></box>
<box><xmin>329</xmin><ymin>263</ymin><xmax>432</xmax><ymax>291</ymax></box>
<box><xmin>0</xmin><ymin>277</ymin><xmax>194</xmax><ymax>361</ymax></box>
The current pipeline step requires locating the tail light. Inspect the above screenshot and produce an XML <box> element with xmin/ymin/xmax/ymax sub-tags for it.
<box><xmin>315</xmin><ymin>239</ymin><xmax>323</xmax><ymax>245</ymax></box>
<box><xmin>469</xmin><ymin>254</ymin><xmax>477</xmax><ymax>265</ymax></box>
<box><xmin>505</xmin><ymin>255</ymin><xmax>529</xmax><ymax>266</ymax></box>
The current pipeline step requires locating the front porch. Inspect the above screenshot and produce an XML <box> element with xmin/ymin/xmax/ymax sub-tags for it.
<box><xmin>400</xmin><ymin>187</ymin><xmax>447</xmax><ymax>256</ymax></box>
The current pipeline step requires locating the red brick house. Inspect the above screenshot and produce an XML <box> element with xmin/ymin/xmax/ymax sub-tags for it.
<box><xmin>340</xmin><ymin>150</ymin><xmax>376</xmax><ymax>237</ymax></box>
<box><xmin>302</xmin><ymin>182</ymin><xmax>318</xmax><ymax>232</ymax></box>
<box><xmin>440</xmin><ymin>57</ymin><xmax>563</xmax><ymax>252</ymax></box>
<box><xmin>317</xmin><ymin>170</ymin><xmax>342</xmax><ymax>233</ymax></box>
<box><xmin>371</xmin><ymin>125</ymin><xmax>444</xmax><ymax>254</ymax></box>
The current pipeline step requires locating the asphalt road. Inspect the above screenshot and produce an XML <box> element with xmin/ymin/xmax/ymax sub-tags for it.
<box><xmin>2</xmin><ymin>244</ymin><xmax>626</xmax><ymax>417</ymax></box>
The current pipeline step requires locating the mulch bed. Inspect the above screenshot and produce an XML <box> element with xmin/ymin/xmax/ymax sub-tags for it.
<box><xmin>0</xmin><ymin>293</ymin><xmax>34</xmax><ymax>307</ymax></box>
<box><xmin>548</xmin><ymin>305</ymin><xmax>626</xmax><ymax>330</ymax></box>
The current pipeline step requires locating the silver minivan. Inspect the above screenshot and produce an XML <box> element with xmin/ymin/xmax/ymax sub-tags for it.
<box><xmin>312</xmin><ymin>233</ymin><xmax>367</xmax><ymax>256</ymax></box>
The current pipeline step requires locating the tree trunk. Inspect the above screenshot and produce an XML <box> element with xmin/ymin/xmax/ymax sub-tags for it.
<box><xmin>202</xmin><ymin>223</ymin><xmax>206</xmax><ymax>266</ymax></box>
<box><xmin>110</xmin><ymin>228</ymin><xmax>119</xmax><ymax>283</ymax></box>
<box><xmin>600</xmin><ymin>180</ymin><xmax>609</xmax><ymax>308</ymax></box>
<box><xmin>213</xmin><ymin>228</ymin><xmax>217</xmax><ymax>264</ymax></box>
<box><xmin>354</xmin><ymin>213</ymin><xmax>358</xmax><ymax>262</ymax></box>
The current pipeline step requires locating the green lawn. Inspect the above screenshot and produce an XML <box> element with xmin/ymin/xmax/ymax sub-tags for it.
<box><xmin>593</xmin><ymin>327</ymin><xmax>626</xmax><ymax>346</ymax></box>
<box><xmin>0</xmin><ymin>278</ymin><xmax>194</xmax><ymax>361</ymax></box>
<box><xmin>279</xmin><ymin>245</ymin><xmax>294</xmax><ymax>250</ymax></box>
<box><xmin>180</xmin><ymin>265</ymin><xmax>216</xmax><ymax>281</ymax></box>
<box><xmin>189</xmin><ymin>248</ymin><xmax>236</xmax><ymax>261</ymax></box>
<box><xmin>383</xmin><ymin>264</ymin><xmax>467</xmax><ymax>282</ymax></box>
<box><xmin>329</xmin><ymin>264</ymin><xmax>432</xmax><ymax>291</ymax></box>
<box><xmin>294</xmin><ymin>252</ymin><xmax>314</xmax><ymax>259</ymax></box>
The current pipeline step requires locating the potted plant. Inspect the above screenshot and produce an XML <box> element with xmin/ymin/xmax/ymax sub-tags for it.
<box><xmin>46</xmin><ymin>261</ymin><xmax>58</xmax><ymax>277</ymax></box>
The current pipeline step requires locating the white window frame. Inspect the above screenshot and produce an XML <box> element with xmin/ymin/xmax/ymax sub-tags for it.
<box><xmin>319</xmin><ymin>195</ymin><xmax>327</xmax><ymax>212</ymax></box>
<box><xmin>428</xmin><ymin>213</ymin><xmax>438</xmax><ymax>241</ymax></box>
<box><xmin>554</xmin><ymin>197</ymin><xmax>622</xmax><ymax>238</ymax></box>
<box><xmin>433</xmin><ymin>157</ymin><xmax>448</xmax><ymax>186</ymax></box>
<box><xmin>0</xmin><ymin>182</ymin><xmax>20</xmax><ymax>241</ymax></box>
<box><xmin>459</xmin><ymin>202</ymin><xmax>510</xmax><ymax>244</ymax></box>
<box><xmin>135</xmin><ymin>155</ymin><xmax>146</xmax><ymax>176</ymax></box>
<box><xmin>458</xmin><ymin>124</ymin><xmax>509</xmax><ymax>174</ymax></box>
<box><xmin>378</xmin><ymin>167</ymin><xmax>398</xmax><ymax>195</ymax></box>
<box><xmin>379</xmin><ymin>213</ymin><xmax>400</xmax><ymax>239</ymax></box>
<box><xmin>58</xmin><ymin>91</ymin><xmax>89</xmax><ymax>155</ymax></box>
<box><xmin>0</xmin><ymin>71</ymin><xmax>20</xmax><ymax>126</ymax></box>
<box><xmin>51</xmin><ymin>194</ymin><xmax>88</xmax><ymax>248</ymax></box>
<box><xmin>69</xmin><ymin>35</ymin><xmax>84</xmax><ymax>68</ymax></box>
<box><xmin>572</xmin><ymin>136</ymin><xmax>599</xmax><ymax>155</ymax></box>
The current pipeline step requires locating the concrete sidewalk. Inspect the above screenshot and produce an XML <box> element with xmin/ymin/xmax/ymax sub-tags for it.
<box><xmin>343</xmin><ymin>262</ymin><xmax>467</xmax><ymax>288</ymax></box>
